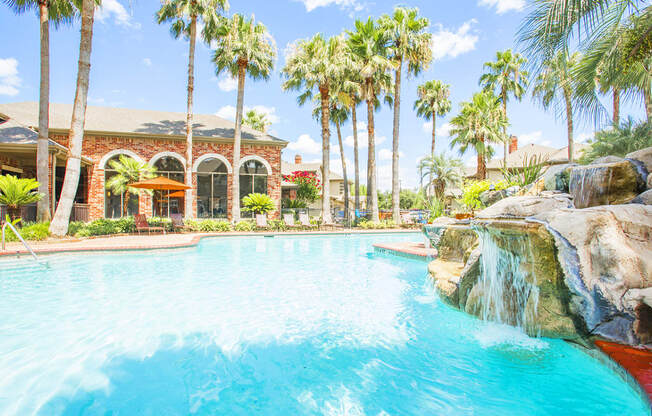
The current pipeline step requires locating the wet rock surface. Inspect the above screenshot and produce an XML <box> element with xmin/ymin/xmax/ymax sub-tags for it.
<box><xmin>477</xmin><ymin>194</ymin><xmax>573</xmax><ymax>219</ymax></box>
<box><xmin>626</xmin><ymin>146</ymin><xmax>652</xmax><ymax>175</ymax></box>
<box><xmin>631</xmin><ymin>189</ymin><xmax>652</xmax><ymax>205</ymax></box>
<box><xmin>569</xmin><ymin>160</ymin><xmax>644</xmax><ymax>208</ymax></box>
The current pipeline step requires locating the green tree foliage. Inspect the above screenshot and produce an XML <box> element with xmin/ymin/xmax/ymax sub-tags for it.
<box><xmin>580</xmin><ymin>118</ymin><xmax>652</xmax><ymax>163</ymax></box>
<box><xmin>243</xmin><ymin>109</ymin><xmax>271</xmax><ymax>132</ymax></box>
<box><xmin>414</xmin><ymin>80</ymin><xmax>451</xmax><ymax>155</ymax></box>
<box><xmin>242</xmin><ymin>193</ymin><xmax>275</xmax><ymax>214</ymax></box>
<box><xmin>0</xmin><ymin>175</ymin><xmax>44</xmax><ymax>221</ymax></box>
<box><xmin>105</xmin><ymin>155</ymin><xmax>157</xmax><ymax>216</ymax></box>
<box><xmin>417</xmin><ymin>153</ymin><xmax>463</xmax><ymax>198</ymax></box>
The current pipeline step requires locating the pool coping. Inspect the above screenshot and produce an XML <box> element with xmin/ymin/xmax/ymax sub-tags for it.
<box><xmin>0</xmin><ymin>229</ymin><xmax>421</xmax><ymax>258</ymax></box>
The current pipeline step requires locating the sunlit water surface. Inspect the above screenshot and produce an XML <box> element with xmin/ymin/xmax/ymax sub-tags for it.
<box><xmin>0</xmin><ymin>233</ymin><xmax>647</xmax><ymax>415</ymax></box>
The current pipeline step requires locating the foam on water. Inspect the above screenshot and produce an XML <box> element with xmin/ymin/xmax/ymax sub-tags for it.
<box><xmin>474</xmin><ymin>322</ymin><xmax>549</xmax><ymax>350</ymax></box>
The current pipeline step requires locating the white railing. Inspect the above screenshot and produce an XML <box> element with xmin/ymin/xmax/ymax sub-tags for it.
<box><xmin>2</xmin><ymin>221</ymin><xmax>41</xmax><ymax>263</ymax></box>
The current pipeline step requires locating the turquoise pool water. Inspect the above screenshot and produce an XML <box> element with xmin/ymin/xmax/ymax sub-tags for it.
<box><xmin>0</xmin><ymin>233</ymin><xmax>647</xmax><ymax>415</ymax></box>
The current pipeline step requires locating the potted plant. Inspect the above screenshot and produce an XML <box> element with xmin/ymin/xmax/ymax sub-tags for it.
<box><xmin>0</xmin><ymin>175</ymin><xmax>44</xmax><ymax>223</ymax></box>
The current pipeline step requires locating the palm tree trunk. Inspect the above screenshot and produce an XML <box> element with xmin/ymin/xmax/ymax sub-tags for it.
<box><xmin>319</xmin><ymin>85</ymin><xmax>331</xmax><ymax>223</ymax></box>
<box><xmin>391</xmin><ymin>60</ymin><xmax>402</xmax><ymax>224</ymax></box>
<box><xmin>49</xmin><ymin>0</ymin><xmax>94</xmax><ymax>236</ymax></box>
<box><xmin>184</xmin><ymin>14</ymin><xmax>196</xmax><ymax>219</ymax></box>
<box><xmin>502</xmin><ymin>90</ymin><xmax>508</xmax><ymax>166</ymax></box>
<box><xmin>431</xmin><ymin>111</ymin><xmax>436</xmax><ymax>155</ymax></box>
<box><xmin>37</xmin><ymin>1</ymin><xmax>50</xmax><ymax>222</ymax></box>
<box><xmin>336</xmin><ymin>120</ymin><xmax>349</xmax><ymax>225</ymax></box>
<box><xmin>563</xmin><ymin>87</ymin><xmax>574</xmax><ymax>162</ymax></box>
<box><xmin>351</xmin><ymin>101</ymin><xmax>359</xmax><ymax>214</ymax></box>
<box><xmin>232</xmin><ymin>62</ymin><xmax>246</xmax><ymax>222</ymax></box>
<box><xmin>476</xmin><ymin>136</ymin><xmax>486</xmax><ymax>180</ymax></box>
<box><xmin>644</xmin><ymin>83</ymin><xmax>652</xmax><ymax>123</ymax></box>
<box><xmin>613</xmin><ymin>87</ymin><xmax>620</xmax><ymax>126</ymax></box>
<box><xmin>366</xmin><ymin>80</ymin><xmax>379</xmax><ymax>223</ymax></box>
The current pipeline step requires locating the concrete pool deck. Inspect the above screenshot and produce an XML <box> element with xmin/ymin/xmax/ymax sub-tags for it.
<box><xmin>0</xmin><ymin>229</ymin><xmax>420</xmax><ymax>257</ymax></box>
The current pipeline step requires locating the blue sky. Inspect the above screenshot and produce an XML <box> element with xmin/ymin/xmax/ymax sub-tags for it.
<box><xmin>0</xmin><ymin>0</ymin><xmax>646</xmax><ymax>189</ymax></box>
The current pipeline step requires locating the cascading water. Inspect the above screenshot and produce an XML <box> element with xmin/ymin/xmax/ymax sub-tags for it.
<box><xmin>569</xmin><ymin>166</ymin><xmax>611</xmax><ymax>209</ymax></box>
<box><xmin>473</xmin><ymin>226</ymin><xmax>540</xmax><ymax>333</ymax></box>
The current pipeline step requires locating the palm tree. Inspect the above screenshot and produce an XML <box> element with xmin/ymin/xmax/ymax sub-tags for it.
<box><xmin>105</xmin><ymin>155</ymin><xmax>157</xmax><ymax>216</ymax></box>
<box><xmin>347</xmin><ymin>18</ymin><xmax>394</xmax><ymax>223</ymax></box>
<box><xmin>449</xmin><ymin>91</ymin><xmax>507</xmax><ymax>179</ymax></box>
<box><xmin>49</xmin><ymin>0</ymin><xmax>95</xmax><ymax>236</ymax></box>
<box><xmin>532</xmin><ymin>52</ymin><xmax>581</xmax><ymax>162</ymax></box>
<box><xmin>243</xmin><ymin>109</ymin><xmax>270</xmax><ymax>132</ymax></box>
<box><xmin>379</xmin><ymin>6</ymin><xmax>432</xmax><ymax>223</ymax></box>
<box><xmin>479</xmin><ymin>49</ymin><xmax>529</xmax><ymax>165</ymax></box>
<box><xmin>0</xmin><ymin>175</ymin><xmax>43</xmax><ymax>222</ymax></box>
<box><xmin>209</xmin><ymin>14</ymin><xmax>276</xmax><ymax>222</ymax></box>
<box><xmin>3</xmin><ymin>0</ymin><xmax>75</xmax><ymax>222</ymax></box>
<box><xmin>417</xmin><ymin>153</ymin><xmax>463</xmax><ymax>198</ymax></box>
<box><xmin>156</xmin><ymin>0</ymin><xmax>228</xmax><ymax>219</ymax></box>
<box><xmin>414</xmin><ymin>80</ymin><xmax>452</xmax><ymax>155</ymax></box>
<box><xmin>282</xmin><ymin>34</ymin><xmax>349</xmax><ymax>224</ymax></box>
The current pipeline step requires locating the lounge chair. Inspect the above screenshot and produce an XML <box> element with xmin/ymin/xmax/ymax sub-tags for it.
<box><xmin>134</xmin><ymin>214</ymin><xmax>165</xmax><ymax>235</ymax></box>
<box><xmin>298</xmin><ymin>212</ymin><xmax>318</xmax><ymax>230</ymax></box>
<box><xmin>255</xmin><ymin>214</ymin><xmax>268</xmax><ymax>230</ymax></box>
<box><xmin>283</xmin><ymin>213</ymin><xmax>301</xmax><ymax>229</ymax></box>
<box><xmin>170</xmin><ymin>213</ymin><xmax>189</xmax><ymax>233</ymax></box>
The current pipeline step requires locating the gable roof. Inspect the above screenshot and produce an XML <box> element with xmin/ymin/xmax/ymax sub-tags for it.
<box><xmin>0</xmin><ymin>117</ymin><xmax>67</xmax><ymax>150</ymax></box>
<box><xmin>486</xmin><ymin>143</ymin><xmax>558</xmax><ymax>170</ymax></box>
<box><xmin>0</xmin><ymin>102</ymin><xmax>287</xmax><ymax>145</ymax></box>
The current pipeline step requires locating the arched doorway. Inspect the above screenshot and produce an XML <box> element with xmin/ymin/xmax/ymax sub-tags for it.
<box><xmin>197</xmin><ymin>158</ymin><xmax>228</xmax><ymax>218</ymax></box>
<box><xmin>153</xmin><ymin>156</ymin><xmax>185</xmax><ymax>217</ymax></box>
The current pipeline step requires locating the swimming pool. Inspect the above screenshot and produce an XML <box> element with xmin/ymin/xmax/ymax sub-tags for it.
<box><xmin>0</xmin><ymin>233</ymin><xmax>647</xmax><ymax>415</ymax></box>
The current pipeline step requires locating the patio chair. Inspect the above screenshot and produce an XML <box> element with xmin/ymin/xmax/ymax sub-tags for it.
<box><xmin>170</xmin><ymin>213</ymin><xmax>189</xmax><ymax>233</ymax></box>
<box><xmin>298</xmin><ymin>212</ymin><xmax>318</xmax><ymax>230</ymax></box>
<box><xmin>401</xmin><ymin>213</ymin><xmax>415</xmax><ymax>225</ymax></box>
<box><xmin>134</xmin><ymin>214</ymin><xmax>165</xmax><ymax>235</ymax></box>
<box><xmin>283</xmin><ymin>213</ymin><xmax>301</xmax><ymax>229</ymax></box>
<box><xmin>255</xmin><ymin>214</ymin><xmax>269</xmax><ymax>230</ymax></box>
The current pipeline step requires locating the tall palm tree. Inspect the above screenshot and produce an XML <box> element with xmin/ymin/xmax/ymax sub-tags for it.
<box><xmin>210</xmin><ymin>14</ymin><xmax>276</xmax><ymax>222</ymax></box>
<box><xmin>156</xmin><ymin>0</ymin><xmax>228</xmax><ymax>219</ymax></box>
<box><xmin>414</xmin><ymin>80</ymin><xmax>452</xmax><ymax>155</ymax></box>
<box><xmin>532</xmin><ymin>52</ymin><xmax>581</xmax><ymax>162</ymax></box>
<box><xmin>3</xmin><ymin>0</ymin><xmax>75</xmax><ymax>222</ymax></box>
<box><xmin>347</xmin><ymin>18</ymin><xmax>394</xmax><ymax>223</ymax></box>
<box><xmin>379</xmin><ymin>6</ymin><xmax>432</xmax><ymax>223</ymax></box>
<box><xmin>105</xmin><ymin>155</ymin><xmax>157</xmax><ymax>216</ymax></box>
<box><xmin>243</xmin><ymin>109</ymin><xmax>270</xmax><ymax>132</ymax></box>
<box><xmin>417</xmin><ymin>153</ymin><xmax>463</xmax><ymax>198</ymax></box>
<box><xmin>479</xmin><ymin>49</ymin><xmax>529</xmax><ymax>165</ymax></box>
<box><xmin>49</xmin><ymin>0</ymin><xmax>95</xmax><ymax>236</ymax></box>
<box><xmin>449</xmin><ymin>91</ymin><xmax>507</xmax><ymax>180</ymax></box>
<box><xmin>282</xmin><ymin>34</ymin><xmax>349</xmax><ymax>224</ymax></box>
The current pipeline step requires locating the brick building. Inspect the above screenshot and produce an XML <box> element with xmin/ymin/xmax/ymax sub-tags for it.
<box><xmin>0</xmin><ymin>102</ymin><xmax>288</xmax><ymax>221</ymax></box>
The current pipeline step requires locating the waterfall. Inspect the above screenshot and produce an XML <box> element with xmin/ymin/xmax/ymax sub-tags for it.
<box><xmin>473</xmin><ymin>226</ymin><xmax>540</xmax><ymax>333</ymax></box>
<box><xmin>569</xmin><ymin>166</ymin><xmax>611</xmax><ymax>209</ymax></box>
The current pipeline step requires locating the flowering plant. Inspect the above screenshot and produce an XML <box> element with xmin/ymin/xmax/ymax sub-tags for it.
<box><xmin>283</xmin><ymin>170</ymin><xmax>321</xmax><ymax>203</ymax></box>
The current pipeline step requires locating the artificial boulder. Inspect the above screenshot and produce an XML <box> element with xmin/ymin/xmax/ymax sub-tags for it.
<box><xmin>533</xmin><ymin>204</ymin><xmax>652</xmax><ymax>345</ymax></box>
<box><xmin>569</xmin><ymin>160</ymin><xmax>644</xmax><ymax>208</ymax></box>
<box><xmin>626</xmin><ymin>146</ymin><xmax>652</xmax><ymax>175</ymax></box>
<box><xmin>477</xmin><ymin>194</ymin><xmax>573</xmax><ymax>219</ymax></box>
<box><xmin>542</xmin><ymin>163</ymin><xmax>574</xmax><ymax>192</ymax></box>
<box><xmin>631</xmin><ymin>190</ymin><xmax>652</xmax><ymax>205</ymax></box>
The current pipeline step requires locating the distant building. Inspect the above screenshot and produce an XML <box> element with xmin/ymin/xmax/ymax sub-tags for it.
<box><xmin>465</xmin><ymin>135</ymin><xmax>588</xmax><ymax>181</ymax></box>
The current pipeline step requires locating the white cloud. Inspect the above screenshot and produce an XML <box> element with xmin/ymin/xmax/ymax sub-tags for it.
<box><xmin>88</xmin><ymin>97</ymin><xmax>106</xmax><ymax>105</ymax></box>
<box><xmin>431</xmin><ymin>19</ymin><xmax>479</xmax><ymax>61</ymax></box>
<box><xmin>478</xmin><ymin>0</ymin><xmax>525</xmax><ymax>14</ymax></box>
<box><xmin>96</xmin><ymin>0</ymin><xmax>140</xmax><ymax>28</ymax></box>
<box><xmin>344</xmin><ymin>123</ymin><xmax>386</xmax><ymax>148</ymax></box>
<box><xmin>294</xmin><ymin>0</ymin><xmax>363</xmax><ymax>12</ymax></box>
<box><xmin>330</xmin><ymin>156</ymin><xmax>352</xmax><ymax>176</ymax></box>
<box><xmin>378</xmin><ymin>148</ymin><xmax>404</xmax><ymax>161</ymax></box>
<box><xmin>518</xmin><ymin>131</ymin><xmax>543</xmax><ymax>145</ymax></box>
<box><xmin>288</xmin><ymin>134</ymin><xmax>321</xmax><ymax>155</ymax></box>
<box><xmin>422</xmin><ymin>121</ymin><xmax>453</xmax><ymax>137</ymax></box>
<box><xmin>0</xmin><ymin>58</ymin><xmax>20</xmax><ymax>96</ymax></box>
<box><xmin>142</xmin><ymin>58</ymin><xmax>152</xmax><ymax>67</ymax></box>
<box><xmin>217</xmin><ymin>76</ymin><xmax>237</xmax><ymax>92</ymax></box>
<box><xmin>215</xmin><ymin>105</ymin><xmax>280</xmax><ymax>124</ymax></box>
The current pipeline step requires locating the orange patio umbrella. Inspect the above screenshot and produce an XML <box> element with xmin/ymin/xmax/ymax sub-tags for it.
<box><xmin>129</xmin><ymin>176</ymin><xmax>191</xmax><ymax>191</ymax></box>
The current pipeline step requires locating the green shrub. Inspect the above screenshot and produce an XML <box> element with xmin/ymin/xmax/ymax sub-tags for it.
<box><xmin>282</xmin><ymin>198</ymin><xmax>307</xmax><ymax>209</ymax></box>
<box><xmin>67</xmin><ymin>221</ymin><xmax>86</xmax><ymax>236</ymax></box>
<box><xmin>460</xmin><ymin>180</ymin><xmax>512</xmax><ymax>210</ymax></box>
<box><xmin>242</xmin><ymin>193</ymin><xmax>275</xmax><ymax>215</ymax></box>
<box><xmin>268</xmin><ymin>219</ymin><xmax>287</xmax><ymax>231</ymax></box>
<box><xmin>234</xmin><ymin>220</ymin><xmax>255</xmax><ymax>232</ymax></box>
<box><xmin>3</xmin><ymin>221</ymin><xmax>50</xmax><ymax>242</ymax></box>
<box><xmin>147</xmin><ymin>217</ymin><xmax>173</xmax><ymax>232</ymax></box>
<box><xmin>192</xmin><ymin>219</ymin><xmax>232</xmax><ymax>232</ymax></box>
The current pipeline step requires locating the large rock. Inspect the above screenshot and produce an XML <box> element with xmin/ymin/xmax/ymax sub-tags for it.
<box><xmin>592</xmin><ymin>155</ymin><xmax>625</xmax><ymax>164</ymax></box>
<box><xmin>437</xmin><ymin>225</ymin><xmax>478</xmax><ymax>263</ymax></box>
<box><xmin>533</xmin><ymin>204</ymin><xmax>652</xmax><ymax>345</ymax></box>
<box><xmin>569</xmin><ymin>160</ymin><xmax>644</xmax><ymax>208</ymax></box>
<box><xmin>626</xmin><ymin>146</ymin><xmax>652</xmax><ymax>175</ymax></box>
<box><xmin>477</xmin><ymin>195</ymin><xmax>573</xmax><ymax>219</ymax></box>
<box><xmin>542</xmin><ymin>164</ymin><xmax>574</xmax><ymax>192</ymax></box>
<box><xmin>631</xmin><ymin>190</ymin><xmax>652</xmax><ymax>205</ymax></box>
<box><xmin>422</xmin><ymin>217</ymin><xmax>457</xmax><ymax>247</ymax></box>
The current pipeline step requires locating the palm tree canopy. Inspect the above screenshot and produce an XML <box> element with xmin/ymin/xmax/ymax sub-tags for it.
<box><xmin>243</xmin><ymin>109</ymin><xmax>270</xmax><ymax>132</ymax></box>
<box><xmin>105</xmin><ymin>155</ymin><xmax>157</xmax><ymax>196</ymax></box>
<box><xmin>282</xmin><ymin>33</ymin><xmax>350</xmax><ymax>105</ymax></box>
<box><xmin>156</xmin><ymin>0</ymin><xmax>228</xmax><ymax>40</ymax></box>
<box><xmin>0</xmin><ymin>174</ymin><xmax>43</xmax><ymax>208</ymax></box>
<box><xmin>209</xmin><ymin>14</ymin><xmax>276</xmax><ymax>80</ymax></box>
<box><xmin>479</xmin><ymin>49</ymin><xmax>529</xmax><ymax>104</ymax></box>
<box><xmin>2</xmin><ymin>0</ymin><xmax>78</xmax><ymax>26</ymax></box>
<box><xmin>417</xmin><ymin>153</ymin><xmax>463</xmax><ymax>194</ymax></box>
<box><xmin>414</xmin><ymin>80</ymin><xmax>452</xmax><ymax>120</ymax></box>
<box><xmin>378</xmin><ymin>6</ymin><xmax>432</xmax><ymax>75</ymax></box>
<box><xmin>449</xmin><ymin>90</ymin><xmax>508</xmax><ymax>157</ymax></box>
<box><xmin>532</xmin><ymin>51</ymin><xmax>582</xmax><ymax>119</ymax></box>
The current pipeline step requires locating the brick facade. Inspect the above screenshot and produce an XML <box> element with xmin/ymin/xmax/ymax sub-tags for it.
<box><xmin>50</xmin><ymin>133</ymin><xmax>284</xmax><ymax>220</ymax></box>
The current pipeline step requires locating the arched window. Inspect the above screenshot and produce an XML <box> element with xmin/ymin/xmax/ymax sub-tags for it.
<box><xmin>239</xmin><ymin>160</ymin><xmax>268</xmax><ymax>200</ymax></box>
<box><xmin>153</xmin><ymin>156</ymin><xmax>185</xmax><ymax>217</ymax></box>
<box><xmin>197</xmin><ymin>158</ymin><xmax>228</xmax><ymax>218</ymax></box>
<box><xmin>104</xmin><ymin>154</ymin><xmax>139</xmax><ymax>218</ymax></box>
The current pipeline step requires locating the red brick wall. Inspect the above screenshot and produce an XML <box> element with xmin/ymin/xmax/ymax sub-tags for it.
<box><xmin>51</xmin><ymin>133</ymin><xmax>284</xmax><ymax>220</ymax></box>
